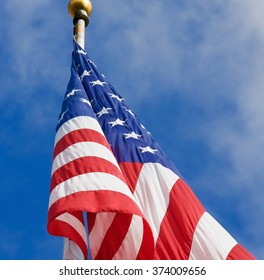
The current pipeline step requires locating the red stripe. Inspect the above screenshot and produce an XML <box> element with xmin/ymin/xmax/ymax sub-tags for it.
<box><xmin>136</xmin><ymin>219</ymin><xmax>155</xmax><ymax>260</ymax></box>
<box><xmin>94</xmin><ymin>213</ymin><xmax>133</xmax><ymax>259</ymax></box>
<box><xmin>53</xmin><ymin>128</ymin><xmax>110</xmax><ymax>159</ymax></box>
<box><xmin>226</xmin><ymin>244</ymin><xmax>255</xmax><ymax>260</ymax></box>
<box><xmin>119</xmin><ymin>162</ymin><xmax>143</xmax><ymax>193</ymax></box>
<box><xmin>47</xmin><ymin>212</ymin><xmax>87</xmax><ymax>259</ymax></box>
<box><xmin>154</xmin><ymin>178</ymin><xmax>205</xmax><ymax>260</ymax></box>
<box><xmin>48</xmin><ymin>190</ymin><xmax>144</xmax><ymax>225</ymax></box>
<box><xmin>87</xmin><ymin>213</ymin><xmax>154</xmax><ymax>260</ymax></box>
<box><xmin>50</xmin><ymin>156</ymin><xmax>126</xmax><ymax>192</ymax></box>
<box><xmin>87</xmin><ymin>212</ymin><xmax>97</xmax><ymax>233</ymax></box>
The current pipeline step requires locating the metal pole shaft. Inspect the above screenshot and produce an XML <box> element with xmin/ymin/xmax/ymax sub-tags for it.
<box><xmin>73</xmin><ymin>9</ymin><xmax>89</xmax><ymax>49</ymax></box>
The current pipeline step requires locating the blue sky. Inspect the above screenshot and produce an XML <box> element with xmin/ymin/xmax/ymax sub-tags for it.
<box><xmin>0</xmin><ymin>0</ymin><xmax>263</xmax><ymax>259</ymax></box>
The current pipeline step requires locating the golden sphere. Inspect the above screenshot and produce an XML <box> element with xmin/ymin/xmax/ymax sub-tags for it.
<box><xmin>68</xmin><ymin>0</ymin><xmax>93</xmax><ymax>17</ymax></box>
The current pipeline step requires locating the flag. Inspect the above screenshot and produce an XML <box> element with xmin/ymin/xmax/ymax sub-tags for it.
<box><xmin>47</xmin><ymin>41</ymin><xmax>255</xmax><ymax>260</ymax></box>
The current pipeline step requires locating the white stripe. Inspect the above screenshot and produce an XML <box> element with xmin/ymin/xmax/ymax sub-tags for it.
<box><xmin>56</xmin><ymin>212</ymin><xmax>87</xmax><ymax>247</ymax></box>
<box><xmin>113</xmin><ymin>215</ymin><xmax>143</xmax><ymax>260</ymax></box>
<box><xmin>133</xmin><ymin>163</ymin><xmax>179</xmax><ymax>243</ymax></box>
<box><xmin>49</xmin><ymin>172</ymin><xmax>134</xmax><ymax>208</ymax></box>
<box><xmin>63</xmin><ymin>238</ymin><xmax>84</xmax><ymax>260</ymax></box>
<box><xmin>89</xmin><ymin>213</ymin><xmax>116</xmax><ymax>259</ymax></box>
<box><xmin>52</xmin><ymin>141</ymin><xmax>120</xmax><ymax>175</ymax></box>
<box><xmin>55</xmin><ymin>116</ymin><xmax>104</xmax><ymax>145</ymax></box>
<box><xmin>189</xmin><ymin>212</ymin><xmax>237</xmax><ymax>260</ymax></box>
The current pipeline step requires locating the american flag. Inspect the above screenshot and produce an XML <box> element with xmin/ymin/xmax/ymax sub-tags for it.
<box><xmin>47</xmin><ymin>41</ymin><xmax>255</xmax><ymax>260</ymax></box>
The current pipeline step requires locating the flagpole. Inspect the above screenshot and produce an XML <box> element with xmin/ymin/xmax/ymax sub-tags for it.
<box><xmin>68</xmin><ymin>0</ymin><xmax>93</xmax><ymax>49</ymax></box>
<box><xmin>63</xmin><ymin>0</ymin><xmax>93</xmax><ymax>260</ymax></box>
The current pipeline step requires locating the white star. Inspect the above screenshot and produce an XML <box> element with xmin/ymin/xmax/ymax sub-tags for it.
<box><xmin>65</xmin><ymin>89</ymin><xmax>81</xmax><ymax>99</ymax></box>
<box><xmin>58</xmin><ymin>109</ymin><xmax>69</xmax><ymax>124</ymax></box>
<box><xmin>79</xmin><ymin>98</ymin><xmax>91</xmax><ymax>106</ymax></box>
<box><xmin>96</xmin><ymin>107</ymin><xmax>112</xmax><ymax>118</ymax></box>
<box><xmin>90</xmin><ymin>80</ymin><xmax>107</xmax><ymax>87</ymax></box>
<box><xmin>108</xmin><ymin>93</ymin><xmax>124</xmax><ymax>102</ymax></box>
<box><xmin>123</xmin><ymin>132</ymin><xmax>142</xmax><ymax>139</ymax></box>
<box><xmin>138</xmin><ymin>146</ymin><xmax>158</xmax><ymax>154</ymax></box>
<box><xmin>108</xmin><ymin>118</ymin><xmax>126</xmax><ymax>127</ymax></box>
<box><xmin>123</xmin><ymin>107</ymin><xmax>135</xmax><ymax>117</ymax></box>
<box><xmin>80</xmin><ymin>70</ymin><xmax>93</xmax><ymax>81</ymax></box>
<box><xmin>77</xmin><ymin>50</ymin><xmax>87</xmax><ymax>55</ymax></box>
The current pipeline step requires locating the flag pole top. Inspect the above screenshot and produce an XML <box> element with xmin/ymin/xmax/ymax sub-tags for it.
<box><xmin>68</xmin><ymin>0</ymin><xmax>92</xmax><ymax>49</ymax></box>
<box><xmin>68</xmin><ymin>0</ymin><xmax>93</xmax><ymax>18</ymax></box>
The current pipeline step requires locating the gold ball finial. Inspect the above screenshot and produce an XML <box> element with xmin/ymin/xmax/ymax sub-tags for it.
<box><xmin>68</xmin><ymin>0</ymin><xmax>93</xmax><ymax>18</ymax></box>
